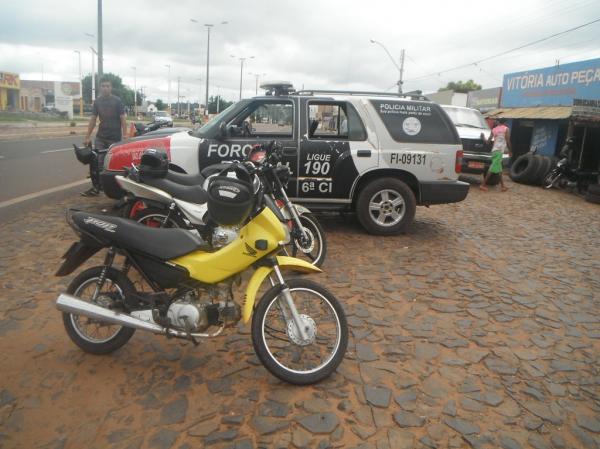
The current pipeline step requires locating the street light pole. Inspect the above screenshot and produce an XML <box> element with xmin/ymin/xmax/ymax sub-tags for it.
<box><xmin>131</xmin><ymin>66</ymin><xmax>137</xmax><ymax>117</ymax></box>
<box><xmin>190</xmin><ymin>19</ymin><xmax>227</xmax><ymax>117</ymax></box>
<box><xmin>74</xmin><ymin>50</ymin><xmax>83</xmax><ymax>116</ymax></box>
<box><xmin>97</xmin><ymin>0</ymin><xmax>103</xmax><ymax>77</ymax></box>
<box><xmin>90</xmin><ymin>47</ymin><xmax>97</xmax><ymax>100</ymax></box>
<box><xmin>205</xmin><ymin>24</ymin><xmax>212</xmax><ymax>117</ymax></box>
<box><xmin>248</xmin><ymin>72</ymin><xmax>266</xmax><ymax>95</ymax></box>
<box><xmin>231</xmin><ymin>55</ymin><xmax>254</xmax><ymax>100</ymax></box>
<box><xmin>164</xmin><ymin>64</ymin><xmax>171</xmax><ymax>113</ymax></box>
<box><xmin>177</xmin><ymin>76</ymin><xmax>181</xmax><ymax>117</ymax></box>
<box><xmin>370</xmin><ymin>39</ymin><xmax>405</xmax><ymax>94</ymax></box>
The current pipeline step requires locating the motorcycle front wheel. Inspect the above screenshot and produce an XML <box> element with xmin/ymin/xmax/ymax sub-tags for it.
<box><xmin>251</xmin><ymin>278</ymin><xmax>348</xmax><ymax>385</ymax></box>
<box><xmin>289</xmin><ymin>213</ymin><xmax>327</xmax><ymax>268</ymax></box>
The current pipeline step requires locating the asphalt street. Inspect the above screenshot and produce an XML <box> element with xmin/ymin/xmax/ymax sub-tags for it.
<box><xmin>0</xmin><ymin>135</ymin><xmax>91</xmax><ymax>202</ymax></box>
<box><xmin>0</xmin><ymin>136</ymin><xmax>92</xmax><ymax>222</ymax></box>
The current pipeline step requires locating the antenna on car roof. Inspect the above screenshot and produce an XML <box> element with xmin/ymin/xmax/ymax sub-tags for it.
<box><xmin>259</xmin><ymin>82</ymin><xmax>295</xmax><ymax>96</ymax></box>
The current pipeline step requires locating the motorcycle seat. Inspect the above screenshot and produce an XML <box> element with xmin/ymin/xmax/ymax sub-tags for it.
<box><xmin>142</xmin><ymin>176</ymin><xmax>208</xmax><ymax>204</ymax></box>
<box><xmin>71</xmin><ymin>212</ymin><xmax>205</xmax><ymax>260</ymax></box>
<box><xmin>166</xmin><ymin>170</ymin><xmax>206</xmax><ymax>186</ymax></box>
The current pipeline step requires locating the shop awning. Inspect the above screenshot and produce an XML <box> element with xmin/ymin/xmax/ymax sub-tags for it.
<box><xmin>485</xmin><ymin>106</ymin><xmax>572</xmax><ymax>120</ymax></box>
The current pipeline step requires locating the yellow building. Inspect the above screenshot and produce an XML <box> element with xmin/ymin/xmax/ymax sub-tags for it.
<box><xmin>0</xmin><ymin>71</ymin><xmax>20</xmax><ymax>111</ymax></box>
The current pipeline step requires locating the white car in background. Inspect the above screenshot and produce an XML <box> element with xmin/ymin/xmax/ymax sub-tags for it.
<box><xmin>153</xmin><ymin>111</ymin><xmax>173</xmax><ymax>127</ymax></box>
<box><xmin>441</xmin><ymin>105</ymin><xmax>501</xmax><ymax>183</ymax></box>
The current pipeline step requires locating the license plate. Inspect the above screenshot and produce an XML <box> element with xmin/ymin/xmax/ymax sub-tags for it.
<box><xmin>468</xmin><ymin>162</ymin><xmax>484</xmax><ymax>169</ymax></box>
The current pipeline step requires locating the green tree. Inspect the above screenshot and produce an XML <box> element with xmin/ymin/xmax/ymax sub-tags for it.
<box><xmin>439</xmin><ymin>79</ymin><xmax>482</xmax><ymax>93</ymax></box>
<box><xmin>155</xmin><ymin>99</ymin><xmax>166</xmax><ymax>110</ymax></box>
<box><xmin>207</xmin><ymin>95</ymin><xmax>233</xmax><ymax>114</ymax></box>
<box><xmin>82</xmin><ymin>72</ymin><xmax>137</xmax><ymax>106</ymax></box>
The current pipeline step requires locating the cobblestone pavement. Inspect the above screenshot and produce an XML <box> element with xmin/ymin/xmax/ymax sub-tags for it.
<box><xmin>1</xmin><ymin>179</ymin><xmax>599</xmax><ymax>449</ymax></box>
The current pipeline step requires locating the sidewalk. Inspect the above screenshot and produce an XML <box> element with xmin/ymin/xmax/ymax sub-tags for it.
<box><xmin>0</xmin><ymin>121</ymin><xmax>87</xmax><ymax>141</ymax></box>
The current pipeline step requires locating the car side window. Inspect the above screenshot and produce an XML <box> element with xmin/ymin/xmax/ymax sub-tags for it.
<box><xmin>307</xmin><ymin>102</ymin><xmax>366</xmax><ymax>141</ymax></box>
<box><xmin>247</xmin><ymin>102</ymin><xmax>294</xmax><ymax>137</ymax></box>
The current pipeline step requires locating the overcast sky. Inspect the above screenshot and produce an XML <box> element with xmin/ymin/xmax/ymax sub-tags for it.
<box><xmin>1</xmin><ymin>0</ymin><xmax>599</xmax><ymax>103</ymax></box>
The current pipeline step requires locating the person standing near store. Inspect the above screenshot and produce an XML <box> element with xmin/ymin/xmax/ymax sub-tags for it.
<box><xmin>480</xmin><ymin>118</ymin><xmax>512</xmax><ymax>192</ymax></box>
<box><xmin>81</xmin><ymin>76</ymin><xmax>128</xmax><ymax>196</ymax></box>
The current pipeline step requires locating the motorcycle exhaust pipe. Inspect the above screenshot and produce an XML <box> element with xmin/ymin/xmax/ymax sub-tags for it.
<box><xmin>55</xmin><ymin>294</ymin><xmax>225</xmax><ymax>338</ymax></box>
<box><xmin>56</xmin><ymin>293</ymin><xmax>166</xmax><ymax>333</ymax></box>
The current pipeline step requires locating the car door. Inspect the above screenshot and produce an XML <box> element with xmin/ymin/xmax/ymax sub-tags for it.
<box><xmin>197</xmin><ymin>98</ymin><xmax>299</xmax><ymax>196</ymax></box>
<box><xmin>296</xmin><ymin>98</ymin><xmax>377</xmax><ymax>203</ymax></box>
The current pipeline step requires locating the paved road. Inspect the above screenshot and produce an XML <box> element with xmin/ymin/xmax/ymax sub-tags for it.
<box><xmin>0</xmin><ymin>136</ymin><xmax>89</xmax><ymax>203</ymax></box>
<box><xmin>0</xmin><ymin>181</ymin><xmax>599</xmax><ymax>449</ymax></box>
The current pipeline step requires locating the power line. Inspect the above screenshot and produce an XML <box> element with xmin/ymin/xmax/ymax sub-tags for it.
<box><xmin>405</xmin><ymin>17</ymin><xmax>600</xmax><ymax>82</ymax></box>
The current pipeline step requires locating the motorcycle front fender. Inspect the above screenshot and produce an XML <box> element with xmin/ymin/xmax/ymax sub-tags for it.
<box><xmin>242</xmin><ymin>256</ymin><xmax>322</xmax><ymax>323</ymax></box>
<box><xmin>279</xmin><ymin>203</ymin><xmax>311</xmax><ymax>220</ymax></box>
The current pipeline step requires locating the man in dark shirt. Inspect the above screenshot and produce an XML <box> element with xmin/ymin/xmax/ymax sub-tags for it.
<box><xmin>82</xmin><ymin>76</ymin><xmax>128</xmax><ymax>196</ymax></box>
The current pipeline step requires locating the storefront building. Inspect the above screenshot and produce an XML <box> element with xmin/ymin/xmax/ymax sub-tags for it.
<box><xmin>0</xmin><ymin>71</ymin><xmax>20</xmax><ymax>111</ymax></box>
<box><xmin>487</xmin><ymin>58</ymin><xmax>600</xmax><ymax>171</ymax></box>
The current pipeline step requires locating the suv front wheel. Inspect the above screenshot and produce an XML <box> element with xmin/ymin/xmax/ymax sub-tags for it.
<box><xmin>356</xmin><ymin>178</ymin><xmax>416</xmax><ymax>235</ymax></box>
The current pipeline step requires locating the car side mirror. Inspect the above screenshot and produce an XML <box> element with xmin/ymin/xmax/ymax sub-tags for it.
<box><xmin>218</xmin><ymin>122</ymin><xmax>227</xmax><ymax>139</ymax></box>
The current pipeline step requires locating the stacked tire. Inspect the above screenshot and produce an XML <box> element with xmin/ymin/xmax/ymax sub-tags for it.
<box><xmin>509</xmin><ymin>153</ymin><xmax>554</xmax><ymax>186</ymax></box>
<box><xmin>585</xmin><ymin>184</ymin><xmax>600</xmax><ymax>205</ymax></box>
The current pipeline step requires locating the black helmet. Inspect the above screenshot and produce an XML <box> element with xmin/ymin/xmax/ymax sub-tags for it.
<box><xmin>73</xmin><ymin>144</ymin><xmax>92</xmax><ymax>165</ymax></box>
<box><xmin>207</xmin><ymin>165</ymin><xmax>255</xmax><ymax>226</ymax></box>
<box><xmin>139</xmin><ymin>148</ymin><xmax>168</xmax><ymax>178</ymax></box>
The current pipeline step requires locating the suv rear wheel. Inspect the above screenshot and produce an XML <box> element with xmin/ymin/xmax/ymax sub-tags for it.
<box><xmin>356</xmin><ymin>178</ymin><xmax>416</xmax><ymax>235</ymax></box>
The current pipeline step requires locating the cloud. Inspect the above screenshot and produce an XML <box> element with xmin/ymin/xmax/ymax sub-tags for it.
<box><xmin>0</xmin><ymin>0</ymin><xmax>599</xmax><ymax>102</ymax></box>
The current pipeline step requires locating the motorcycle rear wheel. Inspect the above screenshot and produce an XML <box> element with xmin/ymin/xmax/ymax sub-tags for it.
<box><xmin>135</xmin><ymin>207</ymin><xmax>186</xmax><ymax>228</ymax></box>
<box><xmin>62</xmin><ymin>267</ymin><xmax>136</xmax><ymax>354</ymax></box>
<box><xmin>543</xmin><ymin>171</ymin><xmax>561</xmax><ymax>189</ymax></box>
<box><xmin>252</xmin><ymin>278</ymin><xmax>348</xmax><ymax>385</ymax></box>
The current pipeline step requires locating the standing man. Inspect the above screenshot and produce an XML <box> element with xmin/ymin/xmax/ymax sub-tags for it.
<box><xmin>82</xmin><ymin>76</ymin><xmax>127</xmax><ymax>196</ymax></box>
<box><xmin>480</xmin><ymin>118</ymin><xmax>512</xmax><ymax>192</ymax></box>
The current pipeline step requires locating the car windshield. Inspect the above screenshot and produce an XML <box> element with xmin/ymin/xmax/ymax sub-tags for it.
<box><xmin>191</xmin><ymin>100</ymin><xmax>250</xmax><ymax>138</ymax></box>
<box><xmin>156</xmin><ymin>112</ymin><xmax>167</xmax><ymax>117</ymax></box>
<box><xmin>443</xmin><ymin>107</ymin><xmax>488</xmax><ymax>129</ymax></box>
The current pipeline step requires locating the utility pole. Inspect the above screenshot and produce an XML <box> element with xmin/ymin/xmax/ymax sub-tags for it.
<box><xmin>177</xmin><ymin>76</ymin><xmax>181</xmax><ymax>117</ymax></box>
<box><xmin>97</xmin><ymin>0</ymin><xmax>103</xmax><ymax>77</ymax></box>
<box><xmin>370</xmin><ymin>39</ymin><xmax>405</xmax><ymax>94</ymax></box>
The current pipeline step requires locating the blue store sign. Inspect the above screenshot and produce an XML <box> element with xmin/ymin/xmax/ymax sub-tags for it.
<box><xmin>502</xmin><ymin>58</ymin><xmax>600</xmax><ymax>108</ymax></box>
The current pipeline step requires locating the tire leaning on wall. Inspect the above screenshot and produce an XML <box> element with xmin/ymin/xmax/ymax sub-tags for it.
<box><xmin>532</xmin><ymin>156</ymin><xmax>553</xmax><ymax>186</ymax></box>
<box><xmin>585</xmin><ymin>184</ymin><xmax>600</xmax><ymax>204</ymax></box>
<box><xmin>509</xmin><ymin>154</ymin><xmax>537</xmax><ymax>184</ymax></box>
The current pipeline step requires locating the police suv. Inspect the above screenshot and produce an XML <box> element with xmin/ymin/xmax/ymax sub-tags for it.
<box><xmin>102</xmin><ymin>83</ymin><xmax>469</xmax><ymax>235</ymax></box>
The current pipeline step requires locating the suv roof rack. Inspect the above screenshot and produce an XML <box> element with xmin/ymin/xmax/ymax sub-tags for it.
<box><xmin>295</xmin><ymin>89</ymin><xmax>430</xmax><ymax>101</ymax></box>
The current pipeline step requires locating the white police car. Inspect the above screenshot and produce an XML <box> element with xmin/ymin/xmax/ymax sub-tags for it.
<box><xmin>103</xmin><ymin>83</ymin><xmax>468</xmax><ymax>235</ymax></box>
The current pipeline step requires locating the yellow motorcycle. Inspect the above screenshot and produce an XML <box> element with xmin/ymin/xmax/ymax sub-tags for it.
<box><xmin>55</xmin><ymin>161</ymin><xmax>347</xmax><ymax>385</ymax></box>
